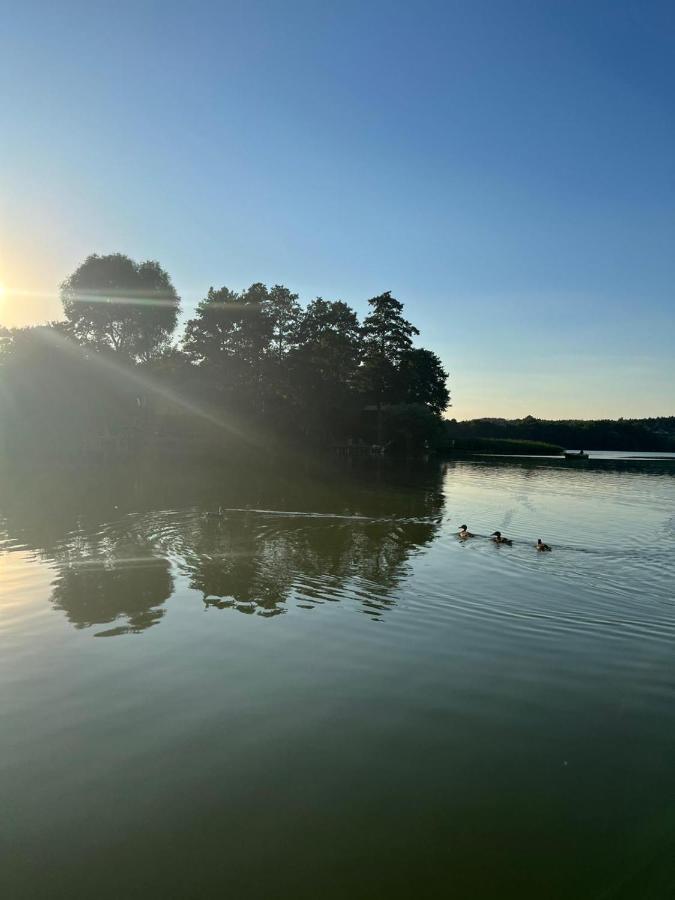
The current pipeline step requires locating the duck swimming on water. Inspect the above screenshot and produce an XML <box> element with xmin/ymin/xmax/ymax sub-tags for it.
<box><xmin>536</xmin><ymin>538</ymin><xmax>552</xmax><ymax>551</ymax></box>
<box><xmin>458</xmin><ymin>524</ymin><xmax>475</xmax><ymax>538</ymax></box>
<box><xmin>491</xmin><ymin>531</ymin><xmax>512</xmax><ymax>546</ymax></box>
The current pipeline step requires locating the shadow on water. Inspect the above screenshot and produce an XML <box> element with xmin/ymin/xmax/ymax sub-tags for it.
<box><xmin>0</xmin><ymin>455</ymin><xmax>445</xmax><ymax>632</ymax></box>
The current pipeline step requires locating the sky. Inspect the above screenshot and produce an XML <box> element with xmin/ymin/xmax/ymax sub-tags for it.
<box><xmin>1</xmin><ymin>0</ymin><xmax>673</xmax><ymax>420</ymax></box>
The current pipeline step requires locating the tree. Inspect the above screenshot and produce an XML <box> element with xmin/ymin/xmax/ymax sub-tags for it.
<box><xmin>184</xmin><ymin>286</ymin><xmax>241</xmax><ymax>364</ymax></box>
<box><xmin>361</xmin><ymin>291</ymin><xmax>419</xmax><ymax>361</ymax></box>
<box><xmin>293</xmin><ymin>298</ymin><xmax>361</xmax><ymax>386</ymax></box>
<box><xmin>398</xmin><ymin>347</ymin><xmax>449</xmax><ymax>415</ymax></box>
<box><xmin>360</xmin><ymin>291</ymin><xmax>419</xmax><ymax>402</ymax></box>
<box><xmin>359</xmin><ymin>291</ymin><xmax>420</xmax><ymax>440</ymax></box>
<box><xmin>61</xmin><ymin>253</ymin><xmax>180</xmax><ymax>361</ymax></box>
<box><xmin>263</xmin><ymin>285</ymin><xmax>302</xmax><ymax>361</ymax></box>
<box><xmin>289</xmin><ymin>298</ymin><xmax>362</xmax><ymax>440</ymax></box>
<box><xmin>382</xmin><ymin>403</ymin><xmax>448</xmax><ymax>455</ymax></box>
<box><xmin>5</xmin><ymin>256</ymin><xmax>458</xmax><ymax>457</ymax></box>
<box><xmin>182</xmin><ymin>283</ymin><xmax>272</xmax><ymax>408</ymax></box>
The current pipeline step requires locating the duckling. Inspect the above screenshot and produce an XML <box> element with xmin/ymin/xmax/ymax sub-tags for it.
<box><xmin>491</xmin><ymin>530</ymin><xmax>512</xmax><ymax>546</ymax></box>
<box><xmin>458</xmin><ymin>524</ymin><xmax>475</xmax><ymax>539</ymax></box>
<box><xmin>536</xmin><ymin>538</ymin><xmax>552</xmax><ymax>552</ymax></box>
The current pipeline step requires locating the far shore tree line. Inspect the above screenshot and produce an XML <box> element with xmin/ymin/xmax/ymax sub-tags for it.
<box><xmin>446</xmin><ymin>415</ymin><xmax>675</xmax><ymax>452</ymax></box>
<box><xmin>0</xmin><ymin>253</ymin><xmax>450</xmax><ymax>458</ymax></box>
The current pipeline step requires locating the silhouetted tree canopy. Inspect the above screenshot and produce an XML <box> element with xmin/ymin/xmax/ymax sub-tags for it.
<box><xmin>445</xmin><ymin>416</ymin><xmax>675</xmax><ymax>451</ymax></box>
<box><xmin>183</xmin><ymin>285</ymin><xmax>271</xmax><ymax>368</ymax></box>
<box><xmin>182</xmin><ymin>283</ymin><xmax>273</xmax><ymax>411</ymax></box>
<box><xmin>399</xmin><ymin>348</ymin><xmax>449</xmax><ymax>415</ymax></box>
<box><xmin>2</xmin><ymin>255</ymin><xmax>453</xmax><ymax>458</ymax></box>
<box><xmin>286</xmin><ymin>299</ymin><xmax>363</xmax><ymax>439</ymax></box>
<box><xmin>359</xmin><ymin>291</ymin><xmax>420</xmax><ymax>410</ymax></box>
<box><xmin>61</xmin><ymin>253</ymin><xmax>180</xmax><ymax>361</ymax></box>
<box><xmin>264</xmin><ymin>285</ymin><xmax>302</xmax><ymax>362</ymax></box>
<box><xmin>5</xmin><ymin>250</ymin><xmax>675</xmax><ymax>463</ymax></box>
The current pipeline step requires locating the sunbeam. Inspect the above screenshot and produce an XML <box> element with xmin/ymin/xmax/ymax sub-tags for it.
<box><xmin>28</xmin><ymin>325</ymin><xmax>255</xmax><ymax>445</ymax></box>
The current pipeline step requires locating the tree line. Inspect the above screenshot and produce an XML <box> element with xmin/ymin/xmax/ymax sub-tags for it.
<box><xmin>446</xmin><ymin>415</ymin><xmax>675</xmax><ymax>451</ymax></box>
<box><xmin>0</xmin><ymin>253</ymin><xmax>450</xmax><ymax>457</ymax></box>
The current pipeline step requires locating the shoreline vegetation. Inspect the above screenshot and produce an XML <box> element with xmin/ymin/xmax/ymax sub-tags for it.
<box><xmin>445</xmin><ymin>437</ymin><xmax>564</xmax><ymax>456</ymax></box>
<box><xmin>1</xmin><ymin>252</ymin><xmax>673</xmax><ymax>463</ymax></box>
<box><xmin>445</xmin><ymin>416</ymin><xmax>675</xmax><ymax>454</ymax></box>
<box><xmin>0</xmin><ymin>253</ymin><xmax>450</xmax><ymax>462</ymax></box>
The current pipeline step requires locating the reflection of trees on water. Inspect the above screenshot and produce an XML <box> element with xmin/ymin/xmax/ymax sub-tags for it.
<box><xmin>180</xmin><ymin>514</ymin><xmax>439</xmax><ymax>620</ymax></box>
<box><xmin>50</xmin><ymin>533</ymin><xmax>173</xmax><ymax>636</ymax></box>
<box><xmin>0</xmin><ymin>460</ymin><xmax>445</xmax><ymax>632</ymax></box>
<box><xmin>182</xmin><ymin>517</ymin><xmax>295</xmax><ymax>616</ymax></box>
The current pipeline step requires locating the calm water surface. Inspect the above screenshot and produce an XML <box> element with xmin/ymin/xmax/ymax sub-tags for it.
<box><xmin>1</xmin><ymin>456</ymin><xmax>674</xmax><ymax>899</ymax></box>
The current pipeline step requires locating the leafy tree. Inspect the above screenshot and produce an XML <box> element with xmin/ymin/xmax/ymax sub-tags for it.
<box><xmin>382</xmin><ymin>403</ymin><xmax>448</xmax><ymax>454</ymax></box>
<box><xmin>61</xmin><ymin>253</ymin><xmax>180</xmax><ymax>361</ymax></box>
<box><xmin>249</xmin><ymin>284</ymin><xmax>302</xmax><ymax>424</ymax></box>
<box><xmin>360</xmin><ymin>291</ymin><xmax>419</xmax><ymax>403</ymax></box>
<box><xmin>183</xmin><ymin>284</ymin><xmax>272</xmax><ymax>408</ymax></box>
<box><xmin>398</xmin><ymin>347</ymin><xmax>449</xmax><ymax>414</ymax></box>
<box><xmin>263</xmin><ymin>285</ymin><xmax>302</xmax><ymax>361</ymax></box>
<box><xmin>361</xmin><ymin>291</ymin><xmax>419</xmax><ymax>360</ymax></box>
<box><xmin>184</xmin><ymin>286</ymin><xmax>239</xmax><ymax>363</ymax></box>
<box><xmin>289</xmin><ymin>298</ymin><xmax>362</xmax><ymax>439</ymax></box>
<box><xmin>4</xmin><ymin>259</ymin><xmax>459</xmax><ymax>458</ymax></box>
<box><xmin>359</xmin><ymin>291</ymin><xmax>420</xmax><ymax>440</ymax></box>
<box><xmin>293</xmin><ymin>298</ymin><xmax>361</xmax><ymax>386</ymax></box>
<box><xmin>183</xmin><ymin>285</ymin><xmax>273</xmax><ymax>367</ymax></box>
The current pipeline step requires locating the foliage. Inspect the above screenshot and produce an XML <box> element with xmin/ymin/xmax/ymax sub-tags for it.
<box><xmin>2</xmin><ymin>255</ymin><xmax>452</xmax><ymax>458</ymax></box>
<box><xmin>287</xmin><ymin>299</ymin><xmax>363</xmax><ymax>440</ymax></box>
<box><xmin>447</xmin><ymin>437</ymin><xmax>564</xmax><ymax>455</ymax></box>
<box><xmin>183</xmin><ymin>284</ymin><xmax>272</xmax><ymax>410</ymax></box>
<box><xmin>264</xmin><ymin>285</ymin><xmax>302</xmax><ymax>361</ymax></box>
<box><xmin>445</xmin><ymin>416</ymin><xmax>675</xmax><ymax>452</ymax></box>
<box><xmin>292</xmin><ymin>298</ymin><xmax>362</xmax><ymax>385</ymax></box>
<box><xmin>61</xmin><ymin>254</ymin><xmax>180</xmax><ymax>362</ymax></box>
<box><xmin>359</xmin><ymin>292</ymin><xmax>420</xmax><ymax>409</ymax></box>
<box><xmin>382</xmin><ymin>403</ymin><xmax>448</xmax><ymax>454</ymax></box>
<box><xmin>398</xmin><ymin>348</ymin><xmax>449</xmax><ymax>415</ymax></box>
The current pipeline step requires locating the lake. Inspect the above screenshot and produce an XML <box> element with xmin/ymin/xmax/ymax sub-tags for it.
<box><xmin>1</xmin><ymin>454</ymin><xmax>674</xmax><ymax>899</ymax></box>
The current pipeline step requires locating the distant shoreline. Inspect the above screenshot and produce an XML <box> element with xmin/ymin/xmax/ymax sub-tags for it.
<box><xmin>445</xmin><ymin>416</ymin><xmax>675</xmax><ymax>454</ymax></box>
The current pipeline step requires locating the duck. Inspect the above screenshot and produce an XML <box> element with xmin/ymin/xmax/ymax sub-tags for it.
<box><xmin>458</xmin><ymin>524</ymin><xmax>475</xmax><ymax>539</ymax></box>
<box><xmin>491</xmin><ymin>530</ymin><xmax>512</xmax><ymax>546</ymax></box>
<box><xmin>204</xmin><ymin>506</ymin><xmax>224</xmax><ymax>519</ymax></box>
<box><xmin>536</xmin><ymin>538</ymin><xmax>552</xmax><ymax>552</ymax></box>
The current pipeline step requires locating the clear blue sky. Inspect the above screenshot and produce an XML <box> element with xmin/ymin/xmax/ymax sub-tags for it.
<box><xmin>1</xmin><ymin>0</ymin><xmax>673</xmax><ymax>419</ymax></box>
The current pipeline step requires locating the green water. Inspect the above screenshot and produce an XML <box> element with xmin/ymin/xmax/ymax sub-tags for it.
<box><xmin>1</xmin><ymin>456</ymin><xmax>674</xmax><ymax>899</ymax></box>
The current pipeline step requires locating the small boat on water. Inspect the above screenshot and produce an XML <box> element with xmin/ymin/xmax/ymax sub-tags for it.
<box><xmin>564</xmin><ymin>450</ymin><xmax>589</xmax><ymax>460</ymax></box>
